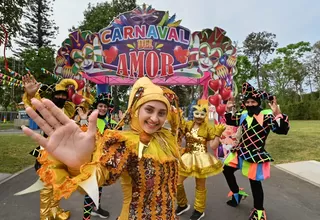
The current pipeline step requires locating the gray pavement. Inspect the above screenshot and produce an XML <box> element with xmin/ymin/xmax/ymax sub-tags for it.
<box><xmin>0</xmin><ymin>173</ymin><xmax>11</xmax><ymax>182</ymax></box>
<box><xmin>276</xmin><ymin>160</ymin><xmax>320</xmax><ymax>187</ymax></box>
<box><xmin>0</xmin><ymin>166</ymin><xmax>319</xmax><ymax>220</ymax></box>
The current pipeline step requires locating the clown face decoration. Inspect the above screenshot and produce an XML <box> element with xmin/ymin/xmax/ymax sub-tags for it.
<box><xmin>70</xmin><ymin>44</ymin><xmax>95</xmax><ymax>72</ymax></box>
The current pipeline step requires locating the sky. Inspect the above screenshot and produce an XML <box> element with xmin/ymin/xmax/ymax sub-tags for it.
<box><xmin>3</xmin><ymin>0</ymin><xmax>320</xmax><ymax>56</ymax></box>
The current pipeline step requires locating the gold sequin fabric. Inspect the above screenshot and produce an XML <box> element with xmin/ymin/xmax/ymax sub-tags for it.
<box><xmin>179</xmin><ymin>128</ymin><xmax>223</xmax><ymax>178</ymax></box>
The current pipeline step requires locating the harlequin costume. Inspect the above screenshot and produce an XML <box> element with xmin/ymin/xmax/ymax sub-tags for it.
<box><xmin>223</xmin><ymin>82</ymin><xmax>290</xmax><ymax>220</ymax></box>
<box><xmin>82</xmin><ymin>92</ymin><xmax>116</xmax><ymax>220</ymax></box>
<box><xmin>31</xmin><ymin>77</ymin><xmax>186</xmax><ymax>220</ymax></box>
<box><xmin>176</xmin><ymin>100</ymin><xmax>225</xmax><ymax>220</ymax></box>
<box><xmin>23</xmin><ymin>79</ymin><xmax>83</xmax><ymax>220</ymax></box>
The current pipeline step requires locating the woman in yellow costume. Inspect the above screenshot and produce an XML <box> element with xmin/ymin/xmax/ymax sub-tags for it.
<box><xmin>21</xmin><ymin>77</ymin><xmax>185</xmax><ymax>220</ymax></box>
<box><xmin>176</xmin><ymin>100</ymin><xmax>225</xmax><ymax>220</ymax></box>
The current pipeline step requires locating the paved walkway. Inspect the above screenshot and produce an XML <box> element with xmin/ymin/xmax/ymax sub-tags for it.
<box><xmin>276</xmin><ymin>160</ymin><xmax>320</xmax><ymax>187</ymax></box>
<box><xmin>0</xmin><ymin>166</ymin><xmax>319</xmax><ymax>220</ymax></box>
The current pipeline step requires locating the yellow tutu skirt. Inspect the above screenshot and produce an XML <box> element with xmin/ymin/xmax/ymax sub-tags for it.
<box><xmin>179</xmin><ymin>151</ymin><xmax>224</xmax><ymax>178</ymax></box>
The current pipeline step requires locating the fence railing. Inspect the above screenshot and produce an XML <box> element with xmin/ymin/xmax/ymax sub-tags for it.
<box><xmin>0</xmin><ymin>111</ymin><xmax>19</xmax><ymax>122</ymax></box>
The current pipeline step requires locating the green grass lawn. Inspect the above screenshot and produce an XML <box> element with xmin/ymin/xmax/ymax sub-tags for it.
<box><xmin>267</xmin><ymin>120</ymin><xmax>320</xmax><ymax>164</ymax></box>
<box><xmin>0</xmin><ymin>122</ymin><xmax>15</xmax><ymax>130</ymax></box>
<box><xmin>0</xmin><ymin>134</ymin><xmax>36</xmax><ymax>173</ymax></box>
<box><xmin>0</xmin><ymin>120</ymin><xmax>318</xmax><ymax>174</ymax></box>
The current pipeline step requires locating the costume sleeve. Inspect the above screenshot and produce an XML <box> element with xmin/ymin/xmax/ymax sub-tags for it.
<box><xmin>207</xmin><ymin>124</ymin><xmax>226</xmax><ymax>140</ymax></box>
<box><xmin>37</xmin><ymin>130</ymin><xmax>132</xmax><ymax>201</ymax></box>
<box><xmin>167</xmin><ymin>107</ymin><xmax>185</xmax><ymax>137</ymax></box>
<box><xmin>224</xmin><ymin>112</ymin><xmax>241</xmax><ymax>126</ymax></box>
<box><xmin>63</xmin><ymin>101</ymin><xmax>76</xmax><ymax>119</ymax></box>
<box><xmin>266</xmin><ymin>113</ymin><xmax>290</xmax><ymax>135</ymax></box>
<box><xmin>22</xmin><ymin>91</ymin><xmax>42</xmax><ymax>110</ymax></box>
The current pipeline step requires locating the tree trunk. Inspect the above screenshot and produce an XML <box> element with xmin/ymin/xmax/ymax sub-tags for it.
<box><xmin>191</xmin><ymin>86</ymin><xmax>195</xmax><ymax>100</ymax></box>
<box><xmin>308</xmin><ymin>75</ymin><xmax>313</xmax><ymax>93</ymax></box>
<box><xmin>111</xmin><ymin>86</ymin><xmax>120</xmax><ymax>112</ymax></box>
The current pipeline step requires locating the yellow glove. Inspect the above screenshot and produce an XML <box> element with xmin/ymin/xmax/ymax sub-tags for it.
<box><xmin>214</xmin><ymin>124</ymin><xmax>226</xmax><ymax>137</ymax></box>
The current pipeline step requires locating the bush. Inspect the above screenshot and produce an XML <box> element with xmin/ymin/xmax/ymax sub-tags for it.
<box><xmin>281</xmin><ymin>101</ymin><xmax>320</xmax><ymax>120</ymax></box>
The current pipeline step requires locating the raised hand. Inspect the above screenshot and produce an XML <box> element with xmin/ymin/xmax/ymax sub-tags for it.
<box><xmin>22</xmin><ymin>98</ymin><xmax>98</xmax><ymax>169</ymax></box>
<box><xmin>77</xmin><ymin>107</ymin><xmax>89</xmax><ymax>120</ymax></box>
<box><xmin>268</xmin><ymin>96</ymin><xmax>281</xmax><ymax>116</ymax></box>
<box><xmin>22</xmin><ymin>74</ymin><xmax>41</xmax><ymax>97</ymax></box>
<box><xmin>226</xmin><ymin>99</ymin><xmax>236</xmax><ymax>113</ymax></box>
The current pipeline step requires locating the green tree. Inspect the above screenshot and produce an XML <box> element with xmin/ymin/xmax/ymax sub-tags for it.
<box><xmin>168</xmin><ymin>85</ymin><xmax>190</xmax><ymax>107</ymax></box>
<box><xmin>275</xmin><ymin>41</ymin><xmax>311</xmax><ymax>101</ymax></box>
<box><xmin>70</xmin><ymin>0</ymin><xmax>136</xmax><ymax>32</ymax></box>
<box><xmin>243</xmin><ymin>31</ymin><xmax>278</xmax><ymax>89</ymax></box>
<box><xmin>0</xmin><ymin>56</ymin><xmax>24</xmax><ymax>110</ymax></box>
<box><xmin>234</xmin><ymin>55</ymin><xmax>253</xmax><ymax>91</ymax></box>
<box><xmin>0</xmin><ymin>0</ymin><xmax>26</xmax><ymax>46</ymax></box>
<box><xmin>15</xmin><ymin>0</ymin><xmax>58</xmax><ymax>52</ymax></box>
<box><xmin>20</xmin><ymin>47</ymin><xmax>57</xmax><ymax>85</ymax></box>
<box><xmin>306</xmin><ymin>41</ymin><xmax>320</xmax><ymax>98</ymax></box>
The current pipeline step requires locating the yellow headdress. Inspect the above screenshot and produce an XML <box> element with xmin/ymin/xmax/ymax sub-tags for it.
<box><xmin>115</xmin><ymin>77</ymin><xmax>180</xmax><ymax>136</ymax></box>
<box><xmin>55</xmin><ymin>79</ymin><xmax>78</xmax><ymax>92</ymax></box>
<box><xmin>114</xmin><ymin>77</ymin><xmax>183</xmax><ymax>165</ymax></box>
<box><xmin>192</xmin><ymin>99</ymin><xmax>209</xmax><ymax>122</ymax></box>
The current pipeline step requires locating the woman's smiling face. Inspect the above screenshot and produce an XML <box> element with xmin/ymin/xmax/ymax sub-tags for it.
<box><xmin>138</xmin><ymin>101</ymin><xmax>168</xmax><ymax>134</ymax></box>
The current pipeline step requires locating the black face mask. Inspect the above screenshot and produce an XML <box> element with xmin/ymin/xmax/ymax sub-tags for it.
<box><xmin>98</xmin><ymin>113</ymin><xmax>108</xmax><ymax>119</ymax></box>
<box><xmin>52</xmin><ymin>97</ymin><xmax>66</xmax><ymax>109</ymax></box>
<box><xmin>246</xmin><ymin>106</ymin><xmax>262</xmax><ymax>116</ymax></box>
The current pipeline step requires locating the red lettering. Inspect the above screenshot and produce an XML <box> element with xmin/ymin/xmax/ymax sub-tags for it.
<box><xmin>129</xmin><ymin>51</ymin><xmax>145</xmax><ymax>78</ymax></box>
<box><xmin>160</xmin><ymin>53</ymin><xmax>174</xmax><ymax>76</ymax></box>
<box><xmin>117</xmin><ymin>54</ymin><xmax>128</xmax><ymax>77</ymax></box>
<box><xmin>145</xmin><ymin>51</ymin><xmax>159</xmax><ymax>78</ymax></box>
<box><xmin>123</xmin><ymin>26</ymin><xmax>134</xmax><ymax>40</ymax></box>
<box><xmin>135</xmin><ymin>25</ymin><xmax>146</xmax><ymax>38</ymax></box>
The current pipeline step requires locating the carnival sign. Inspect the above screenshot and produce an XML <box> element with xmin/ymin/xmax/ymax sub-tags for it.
<box><xmin>55</xmin><ymin>4</ymin><xmax>236</xmax><ymax>81</ymax></box>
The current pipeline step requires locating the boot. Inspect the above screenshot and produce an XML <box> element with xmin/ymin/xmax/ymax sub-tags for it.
<box><xmin>248</xmin><ymin>208</ymin><xmax>267</xmax><ymax>220</ymax></box>
<box><xmin>50</xmin><ymin>197</ymin><xmax>70</xmax><ymax>220</ymax></box>
<box><xmin>40</xmin><ymin>187</ymin><xmax>53</xmax><ymax>220</ymax></box>
<box><xmin>226</xmin><ymin>188</ymin><xmax>248</xmax><ymax>207</ymax></box>
<box><xmin>176</xmin><ymin>184</ymin><xmax>190</xmax><ymax>216</ymax></box>
<box><xmin>191</xmin><ymin>188</ymin><xmax>206</xmax><ymax>220</ymax></box>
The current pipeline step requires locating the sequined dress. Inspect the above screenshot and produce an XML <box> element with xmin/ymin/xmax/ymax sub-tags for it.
<box><xmin>179</xmin><ymin>122</ymin><xmax>224</xmax><ymax>178</ymax></box>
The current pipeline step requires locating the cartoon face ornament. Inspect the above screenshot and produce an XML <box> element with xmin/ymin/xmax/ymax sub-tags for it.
<box><xmin>71</xmin><ymin>44</ymin><xmax>94</xmax><ymax>72</ymax></box>
<box><xmin>198</xmin><ymin>43</ymin><xmax>222</xmax><ymax>72</ymax></box>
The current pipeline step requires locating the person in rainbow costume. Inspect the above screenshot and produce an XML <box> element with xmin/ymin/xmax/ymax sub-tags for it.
<box><xmin>175</xmin><ymin>99</ymin><xmax>225</xmax><ymax>220</ymax></box>
<box><xmin>223</xmin><ymin>82</ymin><xmax>290</xmax><ymax>220</ymax></box>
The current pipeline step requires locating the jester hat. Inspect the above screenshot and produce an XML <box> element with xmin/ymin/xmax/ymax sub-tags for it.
<box><xmin>93</xmin><ymin>92</ymin><xmax>114</xmax><ymax>109</ymax></box>
<box><xmin>242</xmin><ymin>82</ymin><xmax>274</xmax><ymax>105</ymax></box>
<box><xmin>54</xmin><ymin>79</ymin><xmax>78</xmax><ymax>95</ymax></box>
<box><xmin>38</xmin><ymin>79</ymin><xmax>78</xmax><ymax>98</ymax></box>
